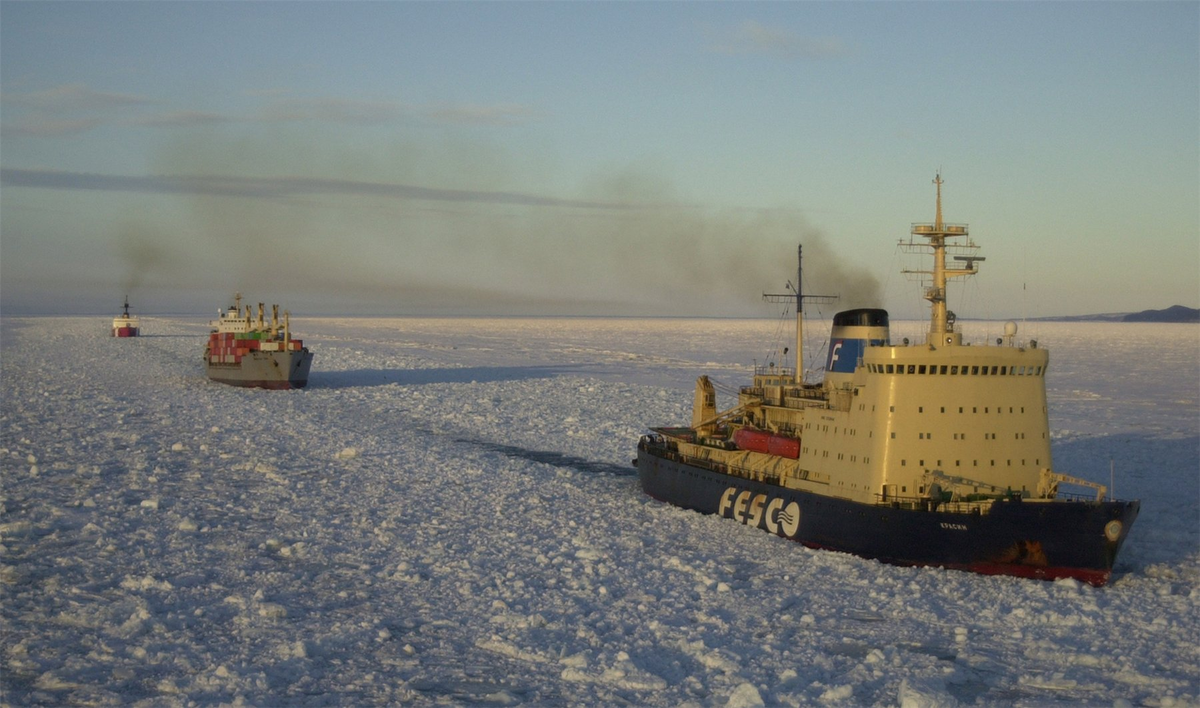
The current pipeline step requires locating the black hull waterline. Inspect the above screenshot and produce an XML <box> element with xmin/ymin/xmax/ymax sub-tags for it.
<box><xmin>637</xmin><ymin>440</ymin><xmax>1139</xmax><ymax>586</ymax></box>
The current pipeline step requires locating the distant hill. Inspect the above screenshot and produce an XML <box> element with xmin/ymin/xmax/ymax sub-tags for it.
<box><xmin>1030</xmin><ymin>306</ymin><xmax>1199</xmax><ymax>323</ymax></box>
<box><xmin>1122</xmin><ymin>305</ymin><xmax>1200</xmax><ymax>323</ymax></box>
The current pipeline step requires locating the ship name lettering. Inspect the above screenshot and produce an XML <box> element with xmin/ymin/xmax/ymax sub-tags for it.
<box><xmin>718</xmin><ymin>487</ymin><xmax>802</xmax><ymax>539</ymax></box>
<box><xmin>940</xmin><ymin>522</ymin><xmax>968</xmax><ymax>531</ymax></box>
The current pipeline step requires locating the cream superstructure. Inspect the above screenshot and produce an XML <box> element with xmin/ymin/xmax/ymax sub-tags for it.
<box><xmin>667</xmin><ymin>176</ymin><xmax>1099</xmax><ymax>509</ymax></box>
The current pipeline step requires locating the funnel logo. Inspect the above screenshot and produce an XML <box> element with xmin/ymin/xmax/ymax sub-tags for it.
<box><xmin>718</xmin><ymin>488</ymin><xmax>802</xmax><ymax>538</ymax></box>
<box><xmin>826</xmin><ymin>338</ymin><xmax>864</xmax><ymax>373</ymax></box>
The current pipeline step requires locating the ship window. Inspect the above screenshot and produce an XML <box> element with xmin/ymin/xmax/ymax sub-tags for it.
<box><xmin>918</xmin><ymin>365</ymin><xmax>927</xmax><ymax>374</ymax></box>
<box><xmin>897</xmin><ymin>366</ymin><xmax>905</xmax><ymax>375</ymax></box>
<box><xmin>890</xmin><ymin>432</ymin><xmax>896</xmax><ymax>439</ymax></box>
<box><xmin>919</xmin><ymin>460</ymin><xmax>925</xmax><ymax>466</ymax></box>
<box><xmin>955</xmin><ymin>460</ymin><xmax>961</xmax><ymax>467</ymax></box>
<box><xmin>901</xmin><ymin>460</ymin><xmax>906</xmax><ymax>466</ymax></box>
<box><xmin>902</xmin><ymin>486</ymin><xmax>906</xmax><ymax>493</ymax></box>
<box><xmin>908</xmin><ymin>365</ymin><xmax>916</xmax><ymax>374</ymax></box>
<box><xmin>973</xmin><ymin>407</ymin><xmax>977</xmax><ymax>413</ymax></box>
<box><xmin>886</xmin><ymin>364</ymin><xmax>894</xmax><ymax>374</ymax></box>
<box><xmin>970</xmin><ymin>366</ymin><xmax>979</xmax><ymax>375</ymax></box>
<box><xmin>941</xmin><ymin>407</ymin><xmax>946</xmax><ymax>413</ymax></box>
<box><xmin>981</xmin><ymin>367</ymin><xmax>989</xmax><ymax>376</ymax></box>
<box><xmin>889</xmin><ymin>406</ymin><xmax>895</xmax><ymax>413</ymax></box>
<box><xmin>959</xmin><ymin>407</ymin><xmax>964</xmax><ymax>413</ymax></box>
<box><xmin>939</xmin><ymin>366</ymin><xmax>947</xmax><ymax>374</ymax></box>
<box><xmin>918</xmin><ymin>406</ymin><xmax>924</xmax><ymax>413</ymax></box>
<box><xmin>992</xmin><ymin>366</ymin><xmax>999</xmax><ymax>375</ymax></box>
<box><xmin>950</xmin><ymin>366</ymin><xmax>959</xmax><ymax>375</ymax></box>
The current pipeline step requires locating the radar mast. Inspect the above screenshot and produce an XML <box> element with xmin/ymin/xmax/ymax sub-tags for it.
<box><xmin>900</xmin><ymin>174</ymin><xmax>983</xmax><ymax>346</ymax></box>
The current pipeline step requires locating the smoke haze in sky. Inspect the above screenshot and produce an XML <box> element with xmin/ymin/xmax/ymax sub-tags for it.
<box><xmin>1</xmin><ymin>2</ymin><xmax>1195</xmax><ymax>318</ymax></box>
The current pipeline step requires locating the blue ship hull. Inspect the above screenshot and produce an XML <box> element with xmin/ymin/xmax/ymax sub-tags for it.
<box><xmin>637</xmin><ymin>437</ymin><xmax>1139</xmax><ymax>586</ymax></box>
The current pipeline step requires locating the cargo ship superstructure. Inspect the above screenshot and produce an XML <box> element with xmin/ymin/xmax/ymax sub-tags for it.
<box><xmin>111</xmin><ymin>298</ymin><xmax>140</xmax><ymax>337</ymax></box>
<box><xmin>205</xmin><ymin>294</ymin><xmax>313</xmax><ymax>389</ymax></box>
<box><xmin>636</xmin><ymin>177</ymin><xmax>1139</xmax><ymax>586</ymax></box>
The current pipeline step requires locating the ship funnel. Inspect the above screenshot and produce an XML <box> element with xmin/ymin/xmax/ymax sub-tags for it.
<box><xmin>824</xmin><ymin>308</ymin><xmax>889</xmax><ymax>389</ymax></box>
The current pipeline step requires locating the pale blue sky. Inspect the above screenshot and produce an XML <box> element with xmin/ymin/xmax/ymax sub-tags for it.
<box><xmin>2</xmin><ymin>1</ymin><xmax>1196</xmax><ymax>318</ymax></box>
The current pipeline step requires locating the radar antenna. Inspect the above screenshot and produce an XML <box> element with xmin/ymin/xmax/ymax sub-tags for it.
<box><xmin>899</xmin><ymin>173</ymin><xmax>983</xmax><ymax>345</ymax></box>
<box><xmin>763</xmin><ymin>244</ymin><xmax>837</xmax><ymax>384</ymax></box>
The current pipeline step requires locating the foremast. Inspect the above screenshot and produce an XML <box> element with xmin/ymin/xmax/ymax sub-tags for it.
<box><xmin>901</xmin><ymin>174</ymin><xmax>983</xmax><ymax>346</ymax></box>
<box><xmin>763</xmin><ymin>245</ymin><xmax>836</xmax><ymax>384</ymax></box>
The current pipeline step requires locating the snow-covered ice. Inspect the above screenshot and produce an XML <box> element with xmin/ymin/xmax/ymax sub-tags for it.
<box><xmin>2</xmin><ymin>316</ymin><xmax>1197</xmax><ymax>706</ymax></box>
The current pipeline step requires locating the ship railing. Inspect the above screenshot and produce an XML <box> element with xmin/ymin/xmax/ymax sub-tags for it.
<box><xmin>753</xmin><ymin>365</ymin><xmax>795</xmax><ymax>379</ymax></box>
<box><xmin>639</xmin><ymin>437</ymin><xmax>787</xmax><ymax>487</ymax></box>
<box><xmin>872</xmin><ymin>492</ymin><xmax>995</xmax><ymax>515</ymax></box>
<box><xmin>1053</xmin><ymin>490</ymin><xmax>1115</xmax><ymax>503</ymax></box>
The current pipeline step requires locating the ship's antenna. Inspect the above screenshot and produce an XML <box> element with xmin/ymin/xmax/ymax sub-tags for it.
<box><xmin>900</xmin><ymin>173</ymin><xmax>983</xmax><ymax>345</ymax></box>
<box><xmin>764</xmin><ymin>244</ymin><xmax>836</xmax><ymax>384</ymax></box>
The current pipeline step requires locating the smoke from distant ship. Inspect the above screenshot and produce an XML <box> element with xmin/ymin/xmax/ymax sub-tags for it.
<box><xmin>95</xmin><ymin>129</ymin><xmax>883</xmax><ymax>315</ymax></box>
<box><xmin>115</xmin><ymin>222</ymin><xmax>166</xmax><ymax>296</ymax></box>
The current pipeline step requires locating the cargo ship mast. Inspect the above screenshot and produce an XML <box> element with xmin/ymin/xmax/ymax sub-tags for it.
<box><xmin>764</xmin><ymin>245</ymin><xmax>836</xmax><ymax>384</ymax></box>
<box><xmin>901</xmin><ymin>174</ymin><xmax>983</xmax><ymax>346</ymax></box>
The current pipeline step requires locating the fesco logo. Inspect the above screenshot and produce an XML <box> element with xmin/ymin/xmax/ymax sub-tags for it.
<box><xmin>718</xmin><ymin>488</ymin><xmax>801</xmax><ymax>538</ymax></box>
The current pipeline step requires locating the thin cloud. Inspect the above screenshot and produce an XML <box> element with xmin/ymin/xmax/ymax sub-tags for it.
<box><xmin>709</xmin><ymin>21</ymin><xmax>847</xmax><ymax>59</ymax></box>
<box><xmin>1</xmin><ymin>84</ymin><xmax>155</xmax><ymax>111</ymax></box>
<box><xmin>424</xmin><ymin>103</ymin><xmax>541</xmax><ymax>125</ymax></box>
<box><xmin>256</xmin><ymin>98</ymin><xmax>409</xmax><ymax>125</ymax></box>
<box><xmin>134</xmin><ymin>111</ymin><xmax>232</xmax><ymax>128</ymax></box>
<box><xmin>0</xmin><ymin>167</ymin><xmax>636</xmax><ymax>210</ymax></box>
<box><xmin>0</xmin><ymin>117</ymin><xmax>102</xmax><ymax>137</ymax></box>
<box><xmin>254</xmin><ymin>97</ymin><xmax>542</xmax><ymax>126</ymax></box>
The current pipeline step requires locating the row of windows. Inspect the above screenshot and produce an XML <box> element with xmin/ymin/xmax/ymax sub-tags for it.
<box><xmin>868</xmin><ymin>363</ymin><xmax>1044</xmax><ymax>377</ymax></box>
<box><xmin>898</xmin><ymin>432</ymin><xmax>1032</xmax><ymax>440</ymax></box>
<box><xmin>802</xmin><ymin>446</ymin><xmax>870</xmax><ymax>465</ymax></box>
<box><xmin>900</xmin><ymin>458</ymin><xmax>1041</xmax><ymax>468</ymax></box>
<box><xmin>892</xmin><ymin>405</ymin><xmax>1032</xmax><ymax>414</ymax></box>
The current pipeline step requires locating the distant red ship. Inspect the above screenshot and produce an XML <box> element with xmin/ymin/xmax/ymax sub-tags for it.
<box><xmin>112</xmin><ymin>298</ymin><xmax>140</xmax><ymax>337</ymax></box>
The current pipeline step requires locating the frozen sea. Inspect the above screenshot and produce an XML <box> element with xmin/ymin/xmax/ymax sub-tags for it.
<box><xmin>1</xmin><ymin>316</ymin><xmax>1197</xmax><ymax>707</ymax></box>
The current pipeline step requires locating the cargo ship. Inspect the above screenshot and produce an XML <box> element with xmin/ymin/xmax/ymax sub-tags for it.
<box><xmin>205</xmin><ymin>294</ymin><xmax>313</xmax><ymax>389</ymax></box>
<box><xmin>111</xmin><ymin>297</ymin><xmax>140</xmax><ymax>337</ymax></box>
<box><xmin>636</xmin><ymin>176</ymin><xmax>1139</xmax><ymax>586</ymax></box>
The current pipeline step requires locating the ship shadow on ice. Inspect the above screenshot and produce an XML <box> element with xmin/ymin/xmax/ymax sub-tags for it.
<box><xmin>310</xmin><ymin>364</ymin><xmax>596</xmax><ymax>389</ymax></box>
<box><xmin>459</xmin><ymin>438</ymin><xmax>637</xmax><ymax>478</ymax></box>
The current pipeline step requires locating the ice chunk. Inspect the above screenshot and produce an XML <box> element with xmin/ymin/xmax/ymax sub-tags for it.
<box><xmin>727</xmin><ymin>682</ymin><xmax>766</xmax><ymax>708</ymax></box>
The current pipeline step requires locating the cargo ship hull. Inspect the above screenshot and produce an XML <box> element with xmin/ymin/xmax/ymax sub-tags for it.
<box><xmin>206</xmin><ymin>350</ymin><xmax>313</xmax><ymax>390</ymax></box>
<box><xmin>112</xmin><ymin>326</ymin><xmax>139</xmax><ymax>338</ymax></box>
<box><xmin>637</xmin><ymin>440</ymin><xmax>1140</xmax><ymax>586</ymax></box>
